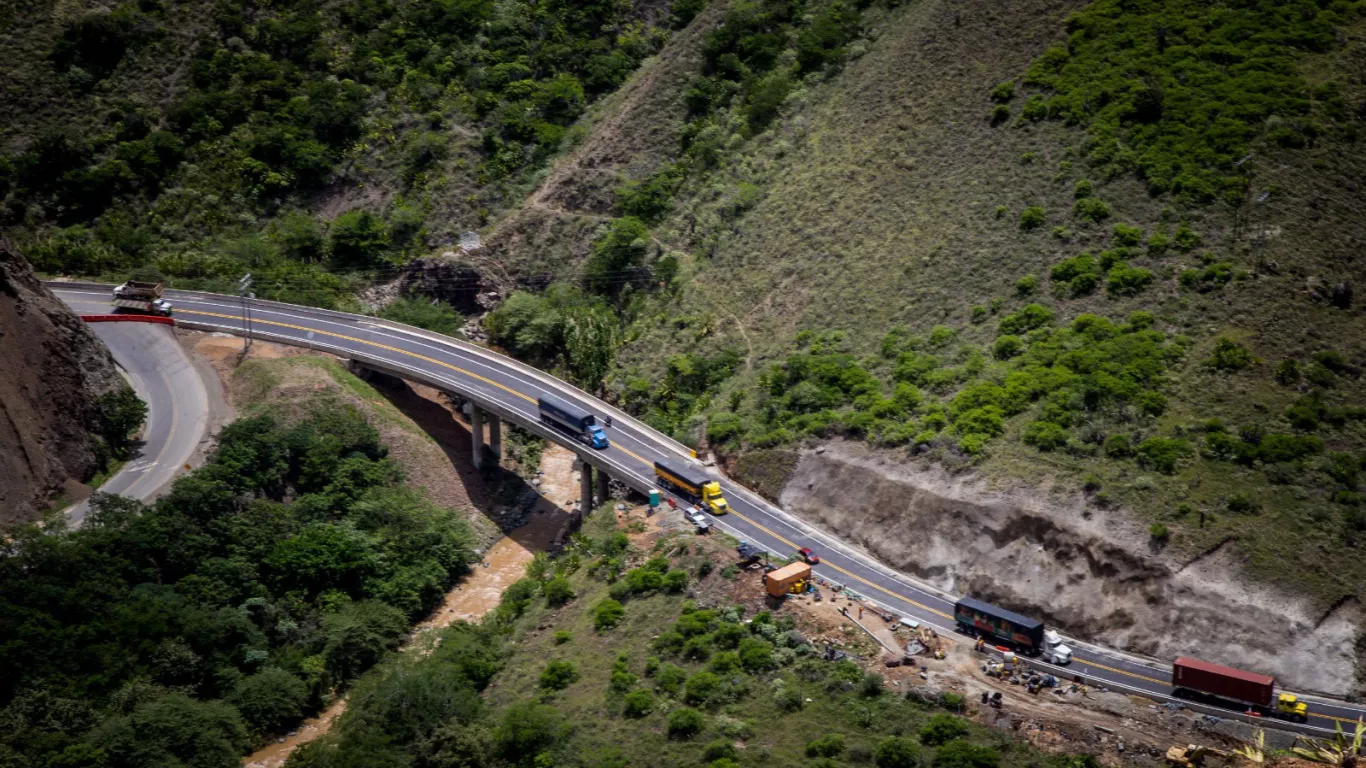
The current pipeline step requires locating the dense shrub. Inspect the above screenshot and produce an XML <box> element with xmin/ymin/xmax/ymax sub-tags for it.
<box><xmin>1112</xmin><ymin>223</ymin><xmax>1144</xmax><ymax>247</ymax></box>
<box><xmin>998</xmin><ymin>303</ymin><xmax>1053</xmax><ymax>335</ymax></box>
<box><xmin>594</xmin><ymin>599</ymin><xmax>626</xmax><ymax>630</ymax></box>
<box><xmin>1106</xmin><ymin>264</ymin><xmax>1154</xmax><ymax>297</ymax></box>
<box><xmin>1136</xmin><ymin>437</ymin><xmax>1192</xmax><ymax>474</ymax></box>
<box><xmin>544</xmin><ymin>577</ymin><xmax>575</xmax><ymax>606</ymax></box>
<box><xmin>624</xmin><ymin>689</ymin><xmax>655</xmax><ymax>718</ymax></box>
<box><xmin>1073</xmin><ymin>197</ymin><xmax>1112</xmax><ymax>222</ymax></box>
<box><xmin>328</xmin><ymin>209</ymin><xmax>389</xmax><ymax>269</ymax></box>
<box><xmin>934</xmin><ymin>740</ymin><xmax>1001</xmax><ymax>768</ymax></box>
<box><xmin>920</xmin><ymin>714</ymin><xmax>970</xmax><ymax>746</ymax></box>
<box><xmin>230</xmin><ymin>668</ymin><xmax>309</xmax><ymax>735</ymax></box>
<box><xmin>1050</xmin><ymin>253</ymin><xmax>1101</xmax><ymax>297</ymax></box>
<box><xmin>1019</xmin><ymin>206</ymin><xmax>1046</xmax><ymax>230</ymax></box>
<box><xmin>875</xmin><ymin>736</ymin><xmax>921</xmax><ymax>768</ymax></box>
<box><xmin>1206</xmin><ymin>338</ymin><xmax>1254</xmax><ymax>371</ymax></box>
<box><xmin>667</xmin><ymin>707</ymin><xmax>706</xmax><ymax>738</ymax></box>
<box><xmin>808</xmin><ymin>733</ymin><xmax>847</xmax><ymax>758</ymax></box>
<box><xmin>486</xmin><ymin>285</ymin><xmax>622</xmax><ymax>389</ymax></box>
<box><xmin>540</xmin><ymin>660</ymin><xmax>579</xmax><ymax>691</ymax></box>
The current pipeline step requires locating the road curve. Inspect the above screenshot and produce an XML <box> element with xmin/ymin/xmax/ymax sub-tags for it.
<box><xmin>59</xmin><ymin>317</ymin><xmax>210</xmax><ymax>524</ymax></box>
<box><xmin>50</xmin><ymin>283</ymin><xmax>1366</xmax><ymax>735</ymax></box>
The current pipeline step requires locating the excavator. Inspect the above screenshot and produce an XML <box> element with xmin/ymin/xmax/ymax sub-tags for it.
<box><xmin>1166</xmin><ymin>744</ymin><xmax>1230</xmax><ymax>768</ymax></box>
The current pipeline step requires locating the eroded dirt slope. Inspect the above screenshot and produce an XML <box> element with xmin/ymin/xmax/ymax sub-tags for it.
<box><xmin>779</xmin><ymin>441</ymin><xmax>1362</xmax><ymax>695</ymax></box>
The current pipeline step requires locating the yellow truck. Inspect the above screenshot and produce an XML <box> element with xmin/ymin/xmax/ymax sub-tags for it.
<box><xmin>653</xmin><ymin>460</ymin><xmax>729</xmax><ymax>515</ymax></box>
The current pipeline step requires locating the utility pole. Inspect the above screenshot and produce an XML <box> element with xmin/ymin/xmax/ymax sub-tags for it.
<box><xmin>238</xmin><ymin>273</ymin><xmax>254</xmax><ymax>360</ymax></box>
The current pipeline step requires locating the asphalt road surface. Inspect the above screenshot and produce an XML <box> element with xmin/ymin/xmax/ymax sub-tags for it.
<box><xmin>59</xmin><ymin>319</ymin><xmax>209</xmax><ymax>525</ymax></box>
<box><xmin>51</xmin><ymin>284</ymin><xmax>1366</xmax><ymax>734</ymax></box>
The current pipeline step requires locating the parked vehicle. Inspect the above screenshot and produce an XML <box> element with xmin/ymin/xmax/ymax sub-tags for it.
<box><xmin>797</xmin><ymin>547</ymin><xmax>821</xmax><ymax>565</ymax></box>
<box><xmin>537</xmin><ymin>395</ymin><xmax>608</xmax><ymax>448</ymax></box>
<box><xmin>1171</xmin><ymin>656</ymin><xmax>1308</xmax><ymax>722</ymax></box>
<box><xmin>653</xmin><ymin>459</ymin><xmax>728</xmax><ymax>514</ymax></box>
<box><xmin>1043</xmin><ymin>630</ymin><xmax>1073</xmax><ymax>665</ymax></box>
<box><xmin>764</xmin><ymin>562</ymin><xmax>811</xmax><ymax>598</ymax></box>
<box><xmin>112</xmin><ymin>279</ymin><xmax>172</xmax><ymax>316</ymax></box>
<box><xmin>954</xmin><ymin>596</ymin><xmax>1045</xmax><ymax>656</ymax></box>
<box><xmin>736</xmin><ymin>542</ymin><xmax>766</xmax><ymax>565</ymax></box>
<box><xmin>684</xmin><ymin>505</ymin><xmax>711</xmax><ymax>533</ymax></box>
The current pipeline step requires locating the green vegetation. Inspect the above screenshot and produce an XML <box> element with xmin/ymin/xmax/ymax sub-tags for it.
<box><xmin>0</xmin><ymin>405</ymin><xmax>475</xmax><ymax>766</ymax></box>
<box><xmin>1016</xmin><ymin>0</ymin><xmax>1363</xmax><ymax>203</ymax></box>
<box><xmin>88</xmin><ymin>385</ymin><xmax>148</xmax><ymax>476</ymax></box>
<box><xmin>3</xmin><ymin>0</ymin><xmax>672</xmax><ymax>299</ymax></box>
<box><xmin>485</xmin><ymin>285</ymin><xmax>623</xmax><ymax>389</ymax></box>
<box><xmin>287</xmin><ymin>512</ymin><xmax>1097</xmax><ymax>768</ymax></box>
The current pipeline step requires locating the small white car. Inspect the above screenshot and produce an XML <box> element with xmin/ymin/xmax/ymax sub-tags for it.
<box><xmin>684</xmin><ymin>506</ymin><xmax>711</xmax><ymax>533</ymax></box>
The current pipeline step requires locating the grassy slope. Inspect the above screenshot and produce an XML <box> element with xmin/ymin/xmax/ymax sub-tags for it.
<box><xmin>590</xmin><ymin>0</ymin><xmax>1366</xmax><ymax>609</ymax></box>
<box><xmin>412</xmin><ymin>510</ymin><xmax>1064</xmax><ymax>768</ymax></box>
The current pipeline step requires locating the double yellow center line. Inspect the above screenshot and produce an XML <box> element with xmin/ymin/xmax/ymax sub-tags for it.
<box><xmin>177</xmin><ymin>308</ymin><xmax>655</xmax><ymax>469</ymax></box>
<box><xmin>85</xmin><ymin>301</ymin><xmax>1366</xmax><ymax>727</ymax></box>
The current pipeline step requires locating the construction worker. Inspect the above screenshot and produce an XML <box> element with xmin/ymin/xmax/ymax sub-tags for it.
<box><xmin>975</xmin><ymin>638</ymin><xmax>986</xmax><ymax>653</ymax></box>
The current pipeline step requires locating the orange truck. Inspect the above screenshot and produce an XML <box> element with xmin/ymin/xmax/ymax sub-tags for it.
<box><xmin>764</xmin><ymin>562</ymin><xmax>811</xmax><ymax>598</ymax></box>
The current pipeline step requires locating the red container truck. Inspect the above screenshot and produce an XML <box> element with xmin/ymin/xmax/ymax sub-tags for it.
<box><xmin>1171</xmin><ymin>657</ymin><xmax>1308</xmax><ymax>722</ymax></box>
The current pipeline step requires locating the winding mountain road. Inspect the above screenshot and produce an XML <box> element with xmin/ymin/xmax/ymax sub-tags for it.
<box><xmin>50</xmin><ymin>283</ymin><xmax>1366</xmax><ymax>736</ymax></box>
<box><xmin>60</xmin><ymin>319</ymin><xmax>210</xmax><ymax>524</ymax></box>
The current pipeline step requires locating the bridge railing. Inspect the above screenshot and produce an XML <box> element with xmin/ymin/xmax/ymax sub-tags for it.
<box><xmin>50</xmin><ymin>280</ymin><xmax>694</xmax><ymax>463</ymax></box>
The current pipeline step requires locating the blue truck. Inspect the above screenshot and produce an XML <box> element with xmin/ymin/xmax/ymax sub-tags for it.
<box><xmin>538</xmin><ymin>395</ymin><xmax>609</xmax><ymax>449</ymax></box>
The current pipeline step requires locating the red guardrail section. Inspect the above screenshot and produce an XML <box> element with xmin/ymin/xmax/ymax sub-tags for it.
<box><xmin>80</xmin><ymin>314</ymin><xmax>175</xmax><ymax>326</ymax></box>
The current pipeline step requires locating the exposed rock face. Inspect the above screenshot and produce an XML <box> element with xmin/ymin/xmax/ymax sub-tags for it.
<box><xmin>0</xmin><ymin>245</ymin><xmax>122</xmax><ymax>523</ymax></box>
<box><xmin>779</xmin><ymin>441</ymin><xmax>1363</xmax><ymax>696</ymax></box>
<box><xmin>398</xmin><ymin>257</ymin><xmax>497</xmax><ymax>315</ymax></box>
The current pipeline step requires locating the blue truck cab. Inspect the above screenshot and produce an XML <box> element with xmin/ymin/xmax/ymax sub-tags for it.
<box><xmin>538</xmin><ymin>395</ymin><xmax>609</xmax><ymax>449</ymax></box>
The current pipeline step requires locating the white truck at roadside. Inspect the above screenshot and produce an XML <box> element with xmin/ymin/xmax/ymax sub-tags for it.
<box><xmin>1044</xmin><ymin>630</ymin><xmax>1073</xmax><ymax>665</ymax></box>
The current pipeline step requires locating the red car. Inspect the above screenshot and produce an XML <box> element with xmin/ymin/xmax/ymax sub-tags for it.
<box><xmin>798</xmin><ymin>547</ymin><xmax>820</xmax><ymax>565</ymax></box>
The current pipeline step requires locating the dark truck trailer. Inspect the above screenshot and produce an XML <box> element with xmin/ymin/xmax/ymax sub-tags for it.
<box><xmin>653</xmin><ymin>459</ymin><xmax>729</xmax><ymax>514</ymax></box>
<box><xmin>1170</xmin><ymin>657</ymin><xmax>1308</xmax><ymax>722</ymax></box>
<box><xmin>538</xmin><ymin>395</ymin><xmax>608</xmax><ymax>449</ymax></box>
<box><xmin>954</xmin><ymin>597</ymin><xmax>1045</xmax><ymax>654</ymax></box>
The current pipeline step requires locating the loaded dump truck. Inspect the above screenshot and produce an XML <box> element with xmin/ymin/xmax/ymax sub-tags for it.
<box><xmin>538</xmin><ymin>395</ymin><xmax>608</xmax><ymax>449</ymax></box>
<box><xmin>1171</xmin><ymin>656</ymin><xmax>1308</xmax><ymax>722</ymax></box>
<box><xmin>653</xmin><ymin>459</ymin><xmax>728</xmax><ymax>515</ymax></box>
<box><xmin>112</xmin><ymin>280</ymin><xmax>172</xmax><ymax>316</ymax></box>
<box><xmin>953</xmin><ymin>597</ymin><xmax>1072</xmax><ymax>663</ymax></box>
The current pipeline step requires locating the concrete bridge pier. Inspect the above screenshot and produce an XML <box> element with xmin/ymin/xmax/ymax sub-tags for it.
<box><xmin>594</xmin><ymin>466</ymin><xmax>609</xmax><ymax>506</ymax></box>
<box><xmin>469</xmin><ymin>405</ymin><xmax>484</xmax><ymax>469</ymax></box>
<box><xmin>487</xmin><ymin>413</ymin><xmax>501</xmax><ymax>464</ymax></box>
<box><xmin>579</xmin><ymin>460</ymin><xmax>593</xmax><ymax>514</ymax></box>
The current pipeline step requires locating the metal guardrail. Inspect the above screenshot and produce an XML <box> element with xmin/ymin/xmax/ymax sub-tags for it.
<box><xmin>56</xmin><ymin>282</ymin><xmax>1361</xmax><ymax>735</ymax></box>
<box><xmin>50</xmin><ymin>281</ymin><xmax>696</xmax><ymax>463</ymax></box>
<box><xmin>79</xmin><ymin>314</ymin><xmax>175</xmax><ymax>325</ymax></box>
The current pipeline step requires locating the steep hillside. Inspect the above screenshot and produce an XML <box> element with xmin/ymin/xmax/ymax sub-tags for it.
<box><xmin>0</xmin><ymin>242</ymin><xmax>126</xmax><ymax>521</ymax></box>
<box><xmin>472</xmin><ymin>0</ymin><xmax>1366</xmax><ymax>687</ymax></box>
<box><xmin>0</xmin><ymin>0</ymin><xmax>678</xmax><ymax>304</ymax></box>
<box><xmin>9</xmin><ymin>0</ymin><xmax>1366</xmax><ymax>689</ymax></box>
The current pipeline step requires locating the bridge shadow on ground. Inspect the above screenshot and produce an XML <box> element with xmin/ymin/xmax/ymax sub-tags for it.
<box><xmin>363</xmin><ymin>370</ymin><xmax>576</xmax><ymax>545</ymax></box>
